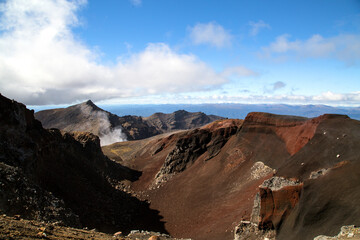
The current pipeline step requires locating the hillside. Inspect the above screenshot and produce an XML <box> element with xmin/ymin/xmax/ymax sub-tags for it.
<box><xmin>2</xmin><ymin>93</ymin><xmax>360</xmax><ymax>240</ymax></box>
<box><xmin>0</xmin><ymin>94</ymin><xmax>166</xmax><ymax>235</ymax></box>
<box><xmin>103</xmin><ymin>112</ymin><xmax>360</xmax><ymax>240</ymax></box>
<box><xmin>35</xmin><ymin>101</ymin><xmax>223</xmax><ymax>145</ymax></box>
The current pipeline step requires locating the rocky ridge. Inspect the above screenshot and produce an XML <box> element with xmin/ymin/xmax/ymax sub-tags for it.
<box><xmin>0</xmin><ymin>94</ymin><xmax>167</xmax><ymax>235</ymax></box>
<box><xmin>35</xmin><ymin>101</ymin><xmax>223</xmax><ymax>144</ymax></box>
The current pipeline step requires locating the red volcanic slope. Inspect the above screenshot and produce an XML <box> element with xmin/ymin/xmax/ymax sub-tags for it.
<box><xmin>104</xmin><ymin>113</ymin><xmax>360</xmax><ymax>240</ymax></box>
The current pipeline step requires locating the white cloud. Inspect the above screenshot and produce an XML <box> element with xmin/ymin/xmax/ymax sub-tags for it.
<box><xmin>261</xmin><ymin>34</ymin><xmax>360</xmax><ymax>65</ymax></box>
<box><xmin>130</xmin><ymin>0</ymin><xmax>141</xmax><ymax>7</ymax></box>
<box><xmin>221</xmin><ymin>66</ymin><xmax>258</xmax><ymax>78</ymax></box>
<box><xmin>189</xmin><ymin>22</ymin><xmax>232</xmax><ymax>48</ymax></box>
<box><xmin>0</xmin><ymin>0</ymin><xmax>235</xmax><ymax>105</ymax></box>
<box><xmin>249</xmin><ymin>20</ymin><xmax>270</xmax><ymax>36</ymax></box>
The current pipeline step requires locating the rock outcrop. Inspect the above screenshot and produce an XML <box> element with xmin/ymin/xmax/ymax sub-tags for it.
<box><xmin>234</xmin><ymin>221</ymin><xmax>275</xmax><ymax>240</ymax></box>
<box><xmin>154</xmin><ymin>122</ymin><xmax>238</xmax><ymax>185</ymax></box>
<box><xmin>258</xmin><ymin>177</ymin><xmax>303</xmax><ymax>230</ymax></box>
<box><xmin>234</xmin><ymin>177</ymin><xmax>302</xmax><ymax>240</ymax></box>
<box><xmin>314</xmin><ymin>225</ymin><xmax>360</xmax><ymax>240</ymax></box>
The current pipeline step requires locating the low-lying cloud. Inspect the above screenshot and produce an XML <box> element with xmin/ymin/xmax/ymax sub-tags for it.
<box><xmin>154</xmin><ymin>91</ymin><xmax>360</xmax><ymax>106</ymax></box>
<box><xmin>0</xmin><ymin>0</ymin><xmax>241</xmax><ymax>105</ymax></box>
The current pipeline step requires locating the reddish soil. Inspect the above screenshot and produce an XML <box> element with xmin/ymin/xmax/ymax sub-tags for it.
<box><xmin>105</xmin><ymin>113</ymin><xmax>360</xmax><ymax>240</ymax></box>
<box><xmin>106</xmin><ymin>118</ymin><xmax>288</xmax><ymax>239</ymax></box>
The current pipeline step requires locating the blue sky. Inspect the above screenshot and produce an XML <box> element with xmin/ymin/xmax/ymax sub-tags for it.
<box><xmin>0</xmin><ymin>0</ymin><xmax>359</xmax><ymax>106</ymax></box>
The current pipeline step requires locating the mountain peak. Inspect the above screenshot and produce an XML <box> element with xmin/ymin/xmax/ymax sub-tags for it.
<box><xmin>85</xmin><ymin>100</ymin><xmax>94</xmax><ymax>105</ymax></box>
<box><xmin>80</xmin><ymin>99</ymin><xmax>102</xmax><ymax>111</ymax></box>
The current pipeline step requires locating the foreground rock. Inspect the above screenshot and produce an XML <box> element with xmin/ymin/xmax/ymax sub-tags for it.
<box><xmin>0</xmin><ymin>215</ymin><xmax>189</xmax><ymax>240</ymax></box>
<box><xmin>0</xmin><ymin>94</ymin><xmax>166</xmax><ymax>234</ymax></box>
<box><xmin>314</xmin><ymin>225</ymin><xmax>360</xmax><ymax>240</ymax></box>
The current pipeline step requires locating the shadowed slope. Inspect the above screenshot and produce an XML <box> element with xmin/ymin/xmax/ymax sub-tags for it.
<box><xmin>0</xmin><ymin>94</ymin><xmax>166</xmax><ymax>235</ymax></box>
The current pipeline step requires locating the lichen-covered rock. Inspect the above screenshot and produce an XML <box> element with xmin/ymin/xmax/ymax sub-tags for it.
<box><xmin>250</xmin><ymin>162</ymin><xmax>275</xmax><ymax>180</ymax></box>
<box><xmin>234</xmin><ymin>221</ymin><xmax>275</xmax><ymax>240</ymax></box>
<box><xmin>314</xmin><ymin>225</ymin><xmax>360</xmax><ymax>239</ymax></box>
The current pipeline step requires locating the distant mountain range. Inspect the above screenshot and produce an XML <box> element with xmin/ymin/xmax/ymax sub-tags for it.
<box><xmin>35</xmin><ymin>100</ymin><xmax>223</xmax><ymax>145</ymax></box>
<box><xmin>98</xmin><ymin>103</ymin><xmax>360</xmax><ymax>120</ymax></box>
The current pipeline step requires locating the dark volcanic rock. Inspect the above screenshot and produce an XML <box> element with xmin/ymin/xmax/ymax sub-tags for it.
<box><xmin>116</xmin><ymin>114</ymin><xmax>159</xmax><ymax>140</ymax></box>
<box><xmin>0</xmin><ymin>94</ymin><xmax>166</xmax><ymax>234</ymax></box>
<box><xmin>154</xmin><ymin>121</ymin><xmax>238</xmax><ymax>184</ymax></box>
<box><xmin>0</xmin><ymin>162</ymin><xmax>80</xmax><ymax>226</ymax></box>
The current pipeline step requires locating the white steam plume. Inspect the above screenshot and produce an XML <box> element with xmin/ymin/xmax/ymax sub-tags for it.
<box><xmin>79</xmin><ymin>104</ymin><xmax>127</xmax><ymax>146</ymax></box>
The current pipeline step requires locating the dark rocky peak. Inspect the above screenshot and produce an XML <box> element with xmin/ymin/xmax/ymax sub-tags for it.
<box><xmin>85</xmin><ymin>99</ymin><xmax>94</xmax><ymax>105</ymax></box>
<box><xmin>69</xmin><ymin>99</ymin><xmax>104</xmax><ymax>113</ymax></box>
<box><xmin>0</xmin><ymin>93</ymin><xmax>42</xmax><ymax>131</ymax></box>
<box><xmin>173</xmin><ymin>109</ymin><xmax>190</xmax><ymax>116</ymax></box>
<box><xmin>81</xmin><ymin>99</ymin><xmax>103</xmax><ymax>112</ymax></box>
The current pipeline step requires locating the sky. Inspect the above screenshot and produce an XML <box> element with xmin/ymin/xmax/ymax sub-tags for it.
<box><xmin>0</xmin><ymin>0</ymin><xmax>359</xmax><ymax>106</ymax></box>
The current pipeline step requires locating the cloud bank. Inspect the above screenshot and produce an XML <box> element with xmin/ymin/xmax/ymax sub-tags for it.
<box><xmin>0</xmin><ymin>0</ymin><xmax>241</xmax><ymax>105</ymax></box>
<box><xmin>156</xmin><ymin>91</ymin><xmax>360</xmax><ymax>106</ymax></box>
